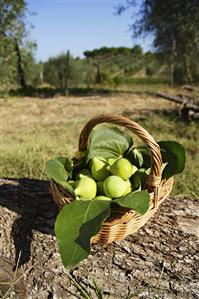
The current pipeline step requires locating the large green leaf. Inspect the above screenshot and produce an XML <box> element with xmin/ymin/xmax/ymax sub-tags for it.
<box><xmin>55</xmin><ymin>199</ymin><xmax>110</xmax><ymax>269</ymax></box>
<box><xmin>115</xmin><ymin>191</ymin><xmax>150</xmax><ymax>215</ymax></box>
<box><xmin>125</xmin><ymin>147</ymin><xmax>144</xmax><ymax>167</ymax></box>
<box><xmin>46</xmin><ymin>158</ymin><xmax>68</xmax><ymax>182</ymax></box>
<box><xmin>126</xmin><ymin>146</ymin><xmax>151</xmax><ymax>168</ymax></box>
<box><xmin>87</xmin><ymin>127</ymin><xmax>133</xmax><ymax>162</ymax></box>
<box><xmin>45</xmin><ymin>157</ymin><xmax>74</xmax><ymax>195</ymax></box>
<box><xmin>59</xmin><ymin>181</ymin><xmax>76</xmax><ymax>197</ymax></box>
<box><xmin>158</xmin><ymin>141</ymin><xmax>186</xmax><ymax>179</ymax></box>
<box><xmin>55</xmin><ymin>156</ymin><xmax>73</xmax><ymax>174</ymax></box>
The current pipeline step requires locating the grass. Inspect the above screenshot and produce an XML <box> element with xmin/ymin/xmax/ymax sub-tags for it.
<box><xmin>0</xmin><ymin>252</ymin><xmax>33</xmax><ymax>299</ymax></box>
<box><xmin>1</xmin><ymin>89</ymin><xmax>198</xmax><ymax>298</ymax></box>
<box><xmin>69</xmin><ymin>273</ymin><xmax>164</xmax><ymax>299</ymax></box>
<box><xmin>0</xmin><ymin>82</ymin><xmax>180</xmax><ymax>99</ymax></box>
<box><xmin>1</xmin><ymin>91</ymin><xmax>199</xmax><ymax>197</ymax></box>
<box><xmin>136</xmin><ymin>111</ymin><xmax>199</xmax><ymax>197</ymax></box>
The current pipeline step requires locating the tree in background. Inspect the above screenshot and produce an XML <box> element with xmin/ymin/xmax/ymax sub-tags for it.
<box><xmin>43</xmin><ymin>51</ymin><xmax>74</xmax><ymax>90</ymax></box>
<box><xmin>131</xmin><ymin>45</ymin><xmax>143</xmax><ymax>56</ymax></box>
<box><xmin>117</xmin><ymin>0</ymin><xmax>199</xmax><ymax>84</ymax></box>
<box><xmin>0</xmin><ymin>0</ymin><xmax>36</xmax><ymax>89</ymax></box>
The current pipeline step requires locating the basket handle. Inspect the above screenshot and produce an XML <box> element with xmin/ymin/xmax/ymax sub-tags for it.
<box><xmin>78</xmin><ymin>114</ymin><xmax>162</xmax><ymax>207</ymax></box>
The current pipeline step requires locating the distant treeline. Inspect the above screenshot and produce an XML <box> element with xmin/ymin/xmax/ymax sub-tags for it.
<box><xmin>83</xmin><ymin>45</ymin><xmax>143</xmax><ymax>58</ymax></box>
<box><xmin>1</xmin><ymin>0</ymin><xmax>199</xmax><ymax>92</ymax></box>
<box><xmin>41</xmin><ymin>47</ymin><xmax>170</xmax><ymax>90</ymax></box>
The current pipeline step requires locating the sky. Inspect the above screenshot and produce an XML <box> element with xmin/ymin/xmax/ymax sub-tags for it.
<box><xmin>27</xmin><ymin>0</ymin><xmax>153</xmax><ymax>62</ymax></box>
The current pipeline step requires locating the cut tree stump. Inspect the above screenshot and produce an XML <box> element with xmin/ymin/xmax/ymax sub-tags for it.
<box><xmin>0</xmin><ymin>178</ymin><xmax>198</xmax><ymax>299</ymax></box>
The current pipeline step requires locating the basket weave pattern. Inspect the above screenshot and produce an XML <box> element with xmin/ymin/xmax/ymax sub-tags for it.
<box><xmin>50</xmin><ymin>114</ymin><xmax>173</xmax><ymax>244</ymax></box>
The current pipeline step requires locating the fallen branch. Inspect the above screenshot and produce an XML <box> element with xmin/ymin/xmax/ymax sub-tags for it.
<box><xmin>156</xmin><ymin>92</ymin><xmax>199</xmax><ymax>121</ymax></box>
<box><xmin>182</xmin><ymin>85</ymin><xmax>199</xmax><ymax>92</ymax></box>
<box><xmin>156</xmin><ymin>92</ymin><xmax>199</xmax><ymax>112</ymax></box>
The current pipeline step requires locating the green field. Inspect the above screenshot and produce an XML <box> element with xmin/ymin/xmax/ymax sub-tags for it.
<box><xmin>1</xmin><ymin>88</ymin><xmax>199</xmax><ymax>198</ymax></box>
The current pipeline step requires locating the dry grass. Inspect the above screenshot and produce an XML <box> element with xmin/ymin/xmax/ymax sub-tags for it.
<box><xmin>1</xmin><ymin>92</ymin><xmax>198</xmax><ymax>197</ymax></box>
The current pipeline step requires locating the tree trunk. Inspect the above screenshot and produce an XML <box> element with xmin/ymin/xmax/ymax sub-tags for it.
<box><xmin>95</xmin><ymin>63</ymin><xmax>102</xmax><ymax>84</ymax></box>
<box><xmin>14</xmin><ymin>39</ymin><xmax>27</xmax><ymax>90</ymax></box>
<box><xmin>184</xmin><ymin>54</ymin><xmax>193</xmax><ymax>84</ymax></box>
<box><xmin>65</xmin><ymin>50</ymin><xmax>70</xmax><ymax>91</ymax></box>
<box><xmin>170</xmin><ymin>59</ymin><xmax>175</xmax><ymax>86</ymax></box>
<box><xmin>170</xmin><ymin>40</ymin><xmax>176</xmax><ymax>86</ymax></box>
<box><xmin>0</xmin><ymin>178</ymin><xmax>198</xmax><ymax>299</ymax></box>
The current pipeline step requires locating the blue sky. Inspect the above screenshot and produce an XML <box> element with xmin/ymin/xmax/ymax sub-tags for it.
<box><xmin>27</xmin><ymin>0</ymin><xmax>153</xmax><ymax>62</ymax></box>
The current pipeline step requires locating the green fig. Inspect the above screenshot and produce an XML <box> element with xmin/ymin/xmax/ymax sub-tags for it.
<box><xmin>97</xmin><ymin>181</ymin><xmax>105</xmax><ymax>195</ymax></box>
<box><xmin>74</xmin><ymin>176</ymin><xmax>97</xmax><ymax>199</ymax></box>
<box><xmin>76</xmin><ymin>168</ymin><xmax>92</xmax><ymax>179</ymax></box>
<box><xmin>109</xmin><ymin>157</ymin><xmax>137</xmax><ymax>180</ymax></box>
<box><xmin>90</xmin><ymin>157</ymin><xmax>110</xmax><ymax>181</ymax></box>
<box><xmin>104</xmin><ymin>175</ymin><xmax>128</xmax><ymax>198</ymax></box>
<box><xmin>93</xmin><ymin>196</ymin><xmax>112</xmax><ymax>201</ymax></box>
<box><xmin>123</xmin><ymin>185</ymin><xmax>132</xmax><ymax>196</ymax></box>
<box><xmin>123</xmin><ymin>180</ymin><xmax>132</xmax><ymax>196</ymax></box>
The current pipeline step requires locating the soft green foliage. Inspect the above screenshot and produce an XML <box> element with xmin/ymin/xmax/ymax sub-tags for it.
<box><xmin>87</xmin><ymin>127</ymin><xmax>133</xmax><ymax>161</ymax></box>
<box><xmin>96</xmin><ymin>181</ymin><xmax>105</xmax><ymax>195</ymax></box>
<box><xmin>39</xmin><ymin>45</ymin><xmax>169</xmax><ymax>91</ymax></box>
<box><xmin>43</xmin><ymin>51</ymin><xmax>74</xmax><ymax>89</ymax></box>
<box><xmin>0</xmin><ymin>37</ymin><xmax>17</xmax><ymax>87</ymax></box>
<box><xmin>83</xmin><ymin>46</ymin><xmax>134</xmax><ymax>58</ymax></box>
<box><xmin>158</xmin><ymin>141</ymin><xmax>186</xmax><ymax>179</ymax></box>
<box><xmin>131</xmin><ymin>168</ymin><xmax>149</xmax><ymax>190</ymax></box>
<box><xmin>45</xmin><ymin>157</ymin><xmax>74</xmax><ymax>195</ymax></box>
<box><xmin>1</xmin><ymin>42</ymin><xmax>173</xmax><ymax>92</ymax></box>
<box><xmin>0</xmin><ymin>0</ymin><xmax>37</xmax><ymax>88</ymax></box>
<box><xmin>126</xmin><ymin>148</ymin><xmax>144</xmax><ymax>168</ymax></box>
<box><xmin>117</xmin><ymin>0</ymin><xmax>199</xmax><ymax>84</ymax></box>
<box><xmin>46</xmin><ymin>159</ymin><xmax>68</xmax><ymax>182</ymax></box>
<box><xmin>127</xmin><ymin>141</ymin><xmax>186</xmax><ymax>181</ymax></box>
<box><xmin>127</xmin><ymin>146</ymin><xmax>150</xmax><ymax>169</ymax></box>
<box><xmin>131</xmin><ymin>45</ymin><xmax>143</xmax><ymax>56</ymax></box>
<box><xmin>55</xmin><ymin>199</ymin><xmax>110</xmax><ymax>268</ymax></box>
<box><xmin>45</xmin><ymin>157</ymin><xmax>73</xmax><ymax>181</ymax></box>
<box><xmin>115</xmin><ymin>191</ymin><xmax>150</xmax><ymax>215</ymax></box>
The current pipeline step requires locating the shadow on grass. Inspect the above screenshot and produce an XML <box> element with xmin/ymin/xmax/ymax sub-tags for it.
<box><xmin>7</xmin><ymin>85</ymin><xmax>158</xmax><ymax>98</ymax></box>
<box><xmin>8</xmin><ymin>86</ymin><xmax>117</xmax><ymax>98</ymax></box>
<box><xmin>0</xmin><ymin>178</ymin><xmax>58</xmax><ymax>267</ymax></box>
<box><xmin>122</xmin><ymin>106</ymin><xmax>181</xmax><ymax>122</ymax></box>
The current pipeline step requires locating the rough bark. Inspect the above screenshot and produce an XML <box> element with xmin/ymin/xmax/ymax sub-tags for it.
<box><xmin>14</xmin><ymin>39</ymin><xmax>26</xmax><ymax>90</ymax></box>
<box><xmin>0</xmin><ymin>178</ymin><xmax>198</xmax><ymax>299</ymax></box>
<box><xmin>184</xmin><ymin>54</ymin><xmax>193</xmax><ymax>84</ymax></box>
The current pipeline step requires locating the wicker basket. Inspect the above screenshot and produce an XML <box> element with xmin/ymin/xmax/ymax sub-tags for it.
<box><xmin>50</xmin><ymin>114</ymin><xmax>173</xmax><ymax>244</ymax></box>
